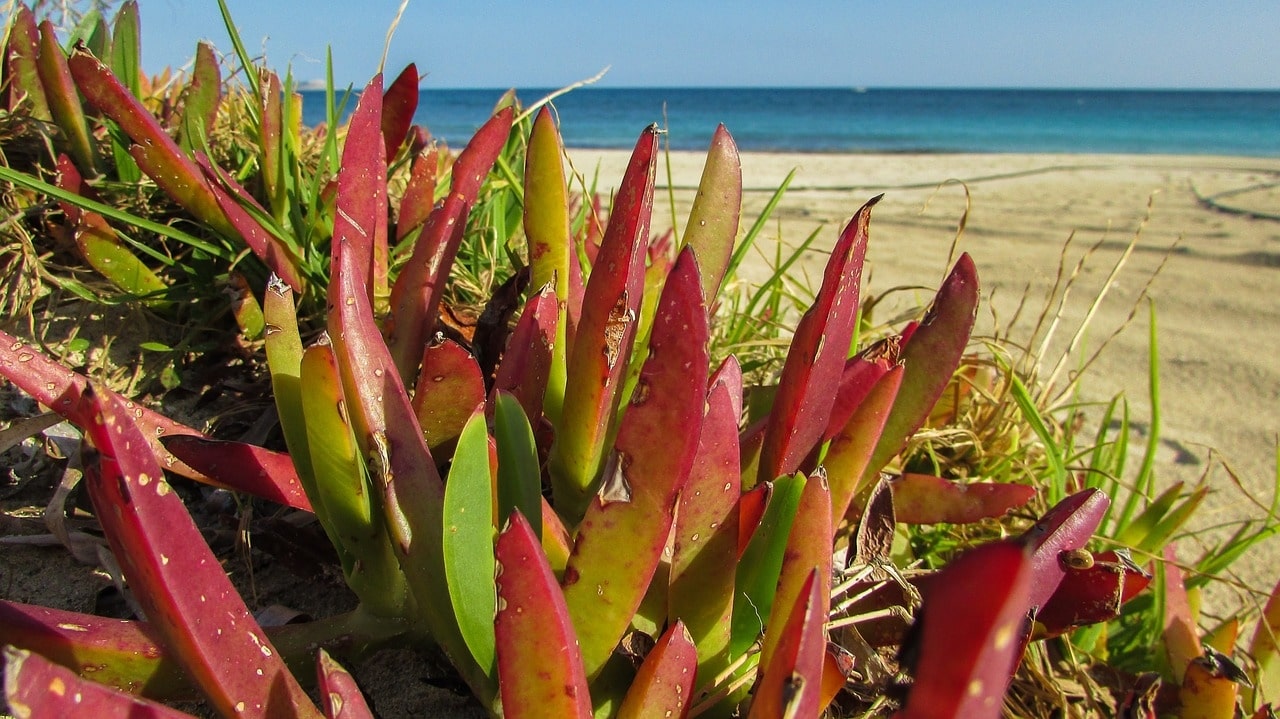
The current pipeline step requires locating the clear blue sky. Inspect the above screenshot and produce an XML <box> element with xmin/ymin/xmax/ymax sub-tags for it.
<box><xmin>137</xmin><ymin>1</ymin><xmax>1280</xmax><ymax>89</ymax></box>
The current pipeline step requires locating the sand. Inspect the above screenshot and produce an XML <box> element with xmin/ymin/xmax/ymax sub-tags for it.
<box><xmin>571</xmin><ymin>148</ymin><xmax>1280</xmax><ymax>607</ymax></box>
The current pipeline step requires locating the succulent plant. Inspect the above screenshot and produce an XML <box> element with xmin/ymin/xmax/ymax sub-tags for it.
<box><xmin>3</xmin><ymin>3</ymin><xmax>1257</xmax><ymax>718</ymax></box>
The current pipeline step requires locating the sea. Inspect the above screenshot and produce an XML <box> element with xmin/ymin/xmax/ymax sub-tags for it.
<box><xmin>298</xmin><ymin>87</ymin><xmax>1280</xmax><ymax>157</ymax></box>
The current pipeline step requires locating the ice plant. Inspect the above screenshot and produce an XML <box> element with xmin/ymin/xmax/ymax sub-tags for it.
<box><xmin>0</xmin><ymin>6</ymin><xmax>1175</xmax><ymax>717</ymax></box>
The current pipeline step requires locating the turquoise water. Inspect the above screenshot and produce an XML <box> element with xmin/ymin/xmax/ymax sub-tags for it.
<box><xmin>299</xmin><ymin>87</ymin><xmax>1280</xmax><ymax>156</ymax></box>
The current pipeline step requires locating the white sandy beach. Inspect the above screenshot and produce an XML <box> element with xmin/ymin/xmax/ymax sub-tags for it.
<box><xmin>574</xmin><ymin>148</ymin><xmax>1280</xmax><ymax>603</ymax></box>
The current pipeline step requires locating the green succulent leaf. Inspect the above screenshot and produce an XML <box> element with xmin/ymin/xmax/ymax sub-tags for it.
<box><xmin>177</xmin><ymin>42</ymin><xmax>222</xmax><ymax>153</ymax></box>
<box><xmin>759</xmin><ymin>470</ymin><xmax>831</xmax><ymax>671</ymax></box>
<box><xmin>731</xmin><ymin>472</ymin><xmax>806</xmax><ymax>657</ymax></box>
<box><xmin>443</xmin><ymin>407</ymin><xmax>498</xmax><ymax>674</ymax></box>
<box><xmin>6</xmin><ymin>7</ymin><xmax>50</xmax><ymax>120</ymax></box>
<box><xmin>825</xmin><ymin>364</ymin><xmax>904</xmax><ymax>524</ymax></box>
<box><xmin>493</xmin><ymin>391</ymin><xmax>543</xmax><ymax>540</ymax></box>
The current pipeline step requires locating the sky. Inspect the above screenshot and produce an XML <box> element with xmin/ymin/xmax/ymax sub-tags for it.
<box><xmin>135</xmin><ymin>1</ymin><xmax>1280</xmax><ymax>90</ymax></box>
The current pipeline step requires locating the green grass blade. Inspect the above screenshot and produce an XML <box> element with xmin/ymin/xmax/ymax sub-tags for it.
<box><xmin>1001</xmin><ymin>358</ymin><xmax>1068</xmax><ymax>504</ymax></box>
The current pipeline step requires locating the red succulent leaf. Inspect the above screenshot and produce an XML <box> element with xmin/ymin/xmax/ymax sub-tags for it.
<box><xmin>889</xmin><ymin>473</ymin><xmax>1035</xmax><ymax>525</ymax></box>
<box><xmin>894</xmin><ymin>541</ymin><xmax>1032</xmax><ymax>719</ymax></box>
<box><xmin>79</xmin><ymin>385</ymin><xmax>320</xmax><ymax>718</ymax></box>
<box><xmin>396</xmin><ymin>146</ymin><xmax>439</xmax><ymax>242</ymax></box>
<box><xmin>492</xmin><ymin>283</ymin><xmax>559</xmax><ymax>423</ymax></box>
<box><xmin>824</xmin><ymin>364</ymin><xmax>904</xmax><ymax>526</ymax></box>
<box><xmin>333</xmin><ymin>74</ymin><xmax>389</xmax><ymax>304</ymax></box>
<box><xmin>160</xmin><ymin>435</ymin><xmax>311</xmax><ymax>511</ymax></box>
<box><xmin>562</xmin><ymin>247</ymin><xmax>709</xmax><ymax>679</ymax></box>
<box><xmin>761</xmin><ymin>470</ymin><xmax>832</xmax><ymax>671</ymax></box>
<box><xmin>37</xmin><ymin>20</ymin><xmax>97</xmax><ymax>175</ymax></box>
<box><xmin>669</xmin><ymin>357</ymin><xmax>742</xmax><ymax>668</ymax></box>
<box><xmin>411</xmin><ymin>337</ymin><xmax>486</xmax><ymax>456</ymax></box>
<box><xmin>316</xmin><ymin>649</ymin><xmax>374</xmax><ymax>719</ymax></box>
<box><xmin>758</xmin><ymin>196</ymin><xmax>877</xmax><ymax>483</ymax></box>
<box><xmin>495</xmin><ymin>511</ymin><xmax>592</xmax><ymax>719</ymax></box>
<box><xmin>747</xmin><ymin>569</ymin><xmax>828</xmax><ymax>719</ymax></box>
<box><xmin>865</xmin><ymin>254</ymin><xmax>979</xmax><ymax>480</ymax></box>
<box><xmin>821</xmin><ymin>337</ymin><xmax>901</xmax><ymax>443</ymax></box>
<box><xmin>1163</xmin><ymin>544</ymin><xmax>1203</xmax><ymax>683</ymax></box>
<box><xmin>1035</xmin><ymin>550</ymin><xmax>1152</xmax><ymax>638</ymax></box>
<box><xmin>0</xmin><ymin>329</ymin><xmax>204</xmax><ymax>481</ymax></box>
<box><xmin>381</xmin><ymin>64</ymin><xmax>419</xmax><ymax>161</ymax></box>
<box><xmin>0</xmin><ymin>599</ymin><xmax>190</xmax><ymax>699</ymax></box>
<box><xmin>548</xmin><ymin>125</ymin><xmax>659</xmax><ymax>521</ymax></box>
<box><xmin>6</xmin><ymin>7</ymin><xmax>49</xmax><ymax>118</ymax></box>
<box><xmin>387</xmin><ymin>107</ymin><xmax>514</xmax><ymax>383</ymax></box>
<box><xmin>616</xmin><ymin>621</ymin><xmax>699</xmax><ymax>719</ymax></box>
<box><xmin>737</xmin><ymin>480</ymin><xmax>773</xmax><ymax>558</ymax></box>
<box><xmin>1018</xmin><ymin>488</ymin><xmax>1110</xmax><ymax>611</ymax></box>
<box><xmin>3</xmin><ymin>646</ymin><xmax>195</xmax><ymax>719</ymax></box>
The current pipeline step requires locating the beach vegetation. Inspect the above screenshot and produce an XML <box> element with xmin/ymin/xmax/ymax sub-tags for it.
<box><xmin>0</xmin><ymin>2</ymin><xmax>1277</xmax><ymax>718</ymax></box>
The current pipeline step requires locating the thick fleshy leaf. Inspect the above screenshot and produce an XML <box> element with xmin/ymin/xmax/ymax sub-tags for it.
<box><xmin>196</xmin><ymin>155</ymin><xmax>307</xmax><ymax>292</ymax></box>
<box><xmin>0</xmin><ymin>599</ymin><xmax>190</xmax><ymax>699</ymax></box>
<box><xmin>316</xmin><ymin>650</ymin><xmax>375</xmax><ymax>719</ymax></box>
<box><xmin>381</xmin><ymin>64</ymin><xmax>419</xmax><ymax>161</ymax></box>
<box><xmin>176</xmin><ymin>42</ymin><xmax>221</xmax><ymax>153</ymax></box>
<box><xmin>682</xmin><ymin>124</ymin><xmax>741</xmax><ymax>303</ymax></box>
<box><xmin>495</xmin><ymin>511</ymin><xmax>592</xmax><ymax>719</ymax></box>
<box><xmin>443</xmin><ymin>408</ymin><xmax>498</xmax><ymax>674</ymax></box>
<box><xmin>731</xmin><ymin>473</ymin><xmax>806</xmax><ymax>656</ymax></box>
<box><xmin>617</xmin><ymin>621</ymin><xmax>699</xmax><ymax>719</ymax></box>
<box><xmin>326</xmin><ymin>235</ymin><xmax>485</xmax><ymax>700</ymax></box>
<box><xmin>3</xmin><ymin>646</ymin><xmax>194</xmax><ymax>719</ymax></box>
<box><xmin>227</xmin><ymin>273</ymin><xmax>265</xmax><ymax>338</ymax></box>
<box><xmin>865</xmin><ymin>254</ymin><xmax>979</xmax><ymax>480</ymax></box>
<box><xmin>396</xmin><ymin>146</ymin><xmax>439</xmax><ymax>242</ymax></box>
<box><xmin>669</xmin><ymin>357</ymin><xmax>742</xmax><ymax>670</ymax></box>
<box><xmin>55</xmin><ymin>155</ymin><xmax>167</xmax><ymax>303</ymax></box>
<box><xmin>1179</xmin><ymin>649</ymin><xmax>1244</xmax><ymax>719</ymax></box>
<box><xmin>66</xmin><ymin>49</ymin><xmax>226</xmax><ymax>239</ymax></box>
<box><xmin>746</xmin><ymin>570</ymin><xmax>827</xmax><ymax>719</ymax></box>
<box><xmin>822</xmin><ymin>338</ymin><xmax>901</xmax><ymax>442</ymax></box>
<box><xmin>386</xmin><ymin>107</ymin><xmax>514</xmax><ymax>383</ymax></box>
<box><xmin>297</xmin><ymin>342</ymin><xmax>407</xmax><ymax>616</ymax></box>
<box><xmin>1018</xmin><ymin>488</ymin><xmax>1110</xmax><ymax>611</ymax></box>
<box><xmin>736</xmin><ymin>478</ymin><xmax>771</xmax><ymax>557</ymax></box>
<box><xmin>1035</xmin><ymin>550</ymin><xmax>1152</xmax><ymax>637</ymax></box>
<box><xmin>894</xmin><ymin>541</ymin><xmax>1031</xmax><ymax>719</ymax></box>
<box><xmin>412</xmin><ymin>337</ymin><xmax>486</xmax><ymax>456</ymax></box>
<box><xmin>160</xmin><ymin>435</ymin><xmax>311</xmax><ymax>511</ymax></box>
<box><xmin>758</xmin><ymin>196</ymin><xmax>877</xmax><ymax>483</ymax></box>
<box><xmin>0</xmin><ymin>329</ymin><xmax>204</xmax><ymax>480</ymax></box>
<box><xmin>548</xmin><ymin>125</ymin><xmax>659</xmax><ymax>521</ymax></box>
<box><xmin>332</xmin><ymin>74</ymin><xmax>389</xmax><ymax>305</ymax></box>
<box><xmin>38</xmin><ymin>21</ymin><xmax>98</xmax><ymax>175</ymax></box>
<box><xmin>524</xmin><ymin>106</ymin><xmax>572</xmax><ymax>425</ymax></box>
<box><xmin>889</xmin><ymin>473</ymin><xmax>1035</xmax><ymax>524</ymax></box>
<box><xmin>1164</xmin><ymin>544</ymin><xmax>1203</xmax><ymax>683</ymax></box>
<box><xmin>825</xmin><ymin>365</ymin><xmax>904</xmax><ymax>525</ymax></box>
<box><xmin>79</xmin><ymin>386</ymin><xmax>320</xmax><ymax>718</ymax></box>
<box><xmin>6</xmin><ymin>7</ymin><xmax>50</xmax><ymax>119</ymax></box>
<box><xmin>257</xmin><ymin>70</ymin><xmax>287</xmax><ymax>222</ymax></box>
<box><xmin>562</xmin><ymin>247</ymin><xmax>708</xmax><ymax>679</ymax></box>
<box><xmin>263</xmin><ymin>276</ymin><xmax>314</xmax><ymax>490</ymax></box>
<box><xmin>493</xmin><ymin>391</ymin><xmax>542</xmax><ymax>540</ymax></box>
<box><xmin>761</xmin><ymin>470</ymin><xmax>832</xmax><ymax>671</ymax></box>
<box><xmin>492</xmin><ymin>284</ymin><xmax>558</xmax><ymax>423</ymax></box>
<box><xmin>1248</xmin><ymin>577</ymin><xmax>1280</xmax><ymax>709</ymax></box>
